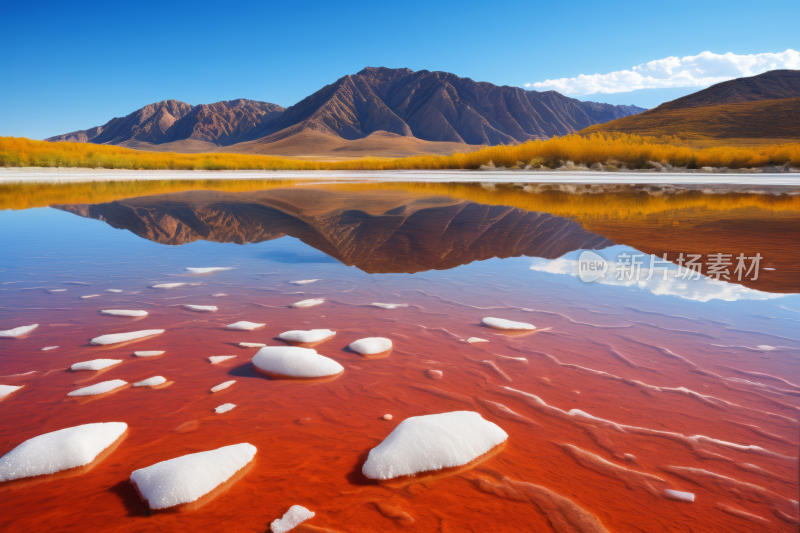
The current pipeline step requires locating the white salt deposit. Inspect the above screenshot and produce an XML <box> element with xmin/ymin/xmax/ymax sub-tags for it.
<box><xmin>226</xmin><ymin>321</ymin><xmax>265</xmax><ymax>331</ymax></box>
<box><xmin>278</xmin><ymin>329</ymin><xmax>336</xmax><ymax>343</ymax></box>
<box><xmin>105</xmin><ymin>289</ymin><xmax>123</xmax><ymax>293</ymax></box>
<box><xmin>81</xmin><ymin>294</ymin><xmax>101</xmax><ymax>299</ymax></box>
<box><xmin>215</xmin><ymin>403</ymin><xmax>236</xmax><ymax>414</ymax></box>
<box><xmin>90</xmin><ymin>329</ymin><xmax>165</xmax><ymax>345</ymax></box>
<box><xmin>663</xmin><ymin>489</ymin><xmax>695</xmax><ymax>502</ymax></box>
<box><xmin>0</xmin><ymin>324</ymin><xmax>39</xmax><ymax>338</ymax></box>
<box><xmin>239</xmin><ymin>342</ymin><xmax>266</xmax><ymax>348</ymax></box>
<box><xmin>362</xmin><ymin>411</ymin><xmax>508</xmax><ymax>480</ymax></box>
<box><xmin>252</xmin><ymin>346</ymin><xmax>344</xmax><ymax>378</ymax></box>
<box><xmin>371</xmin><ymin>303</ymin><xmax>408</xmax><ymax>309</ymax></box>
<box><xmin>151</xmin><ymin>283</ymin><xmax>188</xmax><ymax>289</ymax></box>
<box><xmin>71</xmin><ymin>359</ymin><xmax>122</xmax><ymax>371</ymax></box>
<box><xmin>100</xmin><ymin>310</ymin><xmax>148</xmax><ymax>317</ymax></box>
<box><xmin>182</xmin><ymin>304</ymin><xmax>218</xmax><ymax>312</ymax></box>
<box><xmin>482</xmin><ymin>317</ymin><xmax>536</xmax><ymax>330</ymax></box>
<box><xmin>129</xmin><ymin>443</ymin><xmax>255</xmax><ymax>509</ymax></box>
<box><xmin>211</xmin><ymin>380</ymin><xmax>236</xmax><ymax>393</ymax></box>
<box><xmin>467</xmin><ymin>337</ymin><xmax>489</xmax><ymax>343</ymax></box>
<box><xmin>271</xmin><ymin>505</ymin><xmax>315</xmax><ymax>533</ymax></box>
<box><xmin>349</xmin><ymin>337</ymin><xmax>392</xmax><ymax>355</ymax></box>
<box><xmin>41</xmin><ymin>346</ymin><xmax>59</xmax><ymax>351</ymax></box>
<box><xmin>208</xmin><ymin>355</ymin><xmax>237</xmax><ymax>364</ymax></box>
<box><xmin>383</xmin><ymin>414</ymin><xmax>393</xmax><ymax>421</ymax></box>
<box><xmin>134</xmin><ymin>376</ymin><xmax>167</xmax><ymax>388</ymax></box>
<box><xmin>0</xmin><ymin>422</ymin><xmax>127</xmax><ymax>481</ymax></box>
<box><xmin>68</xmin><ymin>380</ymin><xmax>128</xmax><ymax>397</ymax></box>
<box><xmin>185</xmin><ymin>267</ymin><xmax>233</xmax><ymax>274</ymax></box>
<box><xmin>291</xmin><ymin>299</ymin><xmax>325</xmax><ymax>308</ymax></box>
<box><xmin>134</xmin><ymin>350</ymin><xmax>165</xmax><ymax>357</ymax></box>
<box><xmin>0</xmin><ymin>385</ymin><xmax>23</xmax><ymax>400</ymax></box>
<box><xmin>290</xmin><ymin>279</ymin><xmax>319</xmax><ymax>285</ymax></box>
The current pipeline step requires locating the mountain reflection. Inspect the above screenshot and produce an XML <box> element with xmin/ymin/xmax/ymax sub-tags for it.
<box><xmin>53</xmin><ymin>189</ymin><xmax>613</xmax><ymax>273</ymax></box>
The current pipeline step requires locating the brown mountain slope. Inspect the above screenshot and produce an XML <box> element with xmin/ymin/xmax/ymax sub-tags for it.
<box><xmin>582</xmin><ymin>97</ymin><xmax>800</xmax><ymax>141</ymax></box>
<box><xmin>47</xmin><ymin>67</ymin><xmax>645</xmax><ymax>153</ymax></box>
<box><xmin>659</xmin><ymin>69</ymin><xmax>800</xmax><ymax>110</ymax></box>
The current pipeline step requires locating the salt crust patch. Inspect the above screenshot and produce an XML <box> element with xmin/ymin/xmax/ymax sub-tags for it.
<box><xmin>105</xmin><ymin>289</ymin><xmax>123</xmax><ymax>293</ymax></box>
<box><xmin>290</xmin><ymin>279</ymin><xmax>319</xmax><ymax>285</ymax></box>
<box><xmin>362</xmin><ymin>411</ymin><xmax>508</xmax><ymax>480</ymax></box>
<box><xmin>252</xmin><ymin>346</ymin><xmax>344</xmax><ymax>378</ymax></box>
<box><xmin>130</xmin><ymin>443</ymin><xmax>255</xmax><ymax>509</ymax></box>
<box><xmin>41</xmin><ymin>346</ymin><xmax>59</xmax><ymax>351</ymax></box>
<box><xmin>271</xmin><ymin>505</ymin><xmax>315</xmax><ymax>533</ymax></box>
<box><xmin>372</xmin><ymin>303</ymin><xmax>408</xmax><ymax>310</ymax></box>
<box><xmin>209</xmin><ymin>356</ymin><xmax>237</xmax><ymax>364</ymax></box>
<box><xmin>68</xmin><ymin>380</ymin><xmax>128</xmax><ymax>397</ymax></box>
<box><xmin>71</xmin><ymin>359</ymin><xmax>122</xmax><ymax>371</ymax></box>
<box><xmin>134</xmin><ymin>376</ymin><xmax>167</xmax><ymax>387</ymax></box>
<box><xmin>226</xmin><ymin>321</ymin><xmax>265</xmax><ymax>331</ymax></box>
<box><xmin>349</xmin><ymin>337</ymin><xmax>392</xmax><ymax>355</ymax></box>
<box><xmin>134</xmin><ymin>351</ymin><xmax>165</xmax><ymax>357</ymax></box>
<box><xmin>0</xmin><ymin>324</ymin><xmax>39</xmax><ymax>338</ymax></box>
<box><xmin>0</xmin><ymin>422</ymin><xmax>127</xmax><ymax>481</ymax></box>
<box><xmin>239</xmin><ymin>342</ymin><xmax>266</xmax><ymax>348</ymax></box>
<box><xmin>211</xmin><ymin>380</ymin><xmax>236</xmax><ymax>393</ymax></box>
<box><xmin>215</xmin><ymin>403</ymin><xmax>236</xmax><ymax>414</ymax></box>
<box><xmin>186</xmin><ymin>267</ymin><xmax>233</xmax><ymax>274</ymax></box>
<box><xmin>663</xmin><ymin>489</ymin><xmax>695</xmax><ymax>502</ymax></box>
<box><xmin>100</xmin><ymin>310</ymin><xmax>148</xmax><ymax>317</ymax></box>
<box><xmin>91</xmin><ymin>329</ymin><xmax>165</xmax><ymax>345</ymax></box>
<box><xmin>182</xmin><ymin>305</ymin><xmax>218</xmax><ymax>312</ymax></box>
<box><xmin>278</xmin><ymin>329</ymin><xmax>336</xmax><ymax>343</ymax></box>
<box><xmin>291</xmin><ymin>299</ymin><xmax>324</xmax><ymax>308</ymax></box>
<box><xmin>0</xmin><ymin>385</ymin><xmax>23</xmax><ymax>400</ymax></box>
<box><xmin>467</xmin><ymin>337</ymin><xmax>489</xmax><ymax>343</ymax></box>
<box><xmin>482</xmin><ymin>317</ymin><xmax>536</xmax><ymax>330</ymax></box>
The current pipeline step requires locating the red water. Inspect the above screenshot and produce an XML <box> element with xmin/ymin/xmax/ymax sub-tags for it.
<box><xmin>0</xmin><ymin>276</ymin><xmax>798</xmax><ymax>533</ymax></box>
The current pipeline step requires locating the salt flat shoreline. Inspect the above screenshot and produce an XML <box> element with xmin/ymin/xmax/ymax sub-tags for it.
<box><xmin>2</xmin><ymin>167</ymin><xmax>800</xmax><ymax>186</ymax></box>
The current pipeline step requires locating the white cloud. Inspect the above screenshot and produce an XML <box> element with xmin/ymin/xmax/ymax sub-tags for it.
<box><xmin>525</xmin><ymin>49</ymin><xmax>800</xmax><ymax>96</ymax></box>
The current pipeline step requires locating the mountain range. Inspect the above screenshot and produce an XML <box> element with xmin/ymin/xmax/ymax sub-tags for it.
<box><xmin>47</xmin><ymin>67</ymin><xmax>645</xmax><ymax>157</ymax></box>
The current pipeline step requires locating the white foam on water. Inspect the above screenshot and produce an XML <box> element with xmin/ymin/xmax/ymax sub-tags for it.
<box><xmin>134</xmin><ymin>376</ymin><xmax>167</xmax><ymax>388</ymax></box>
<box><xmin>151</xmin><ymin>283</ymin><xmax>188</xmax><ymax>289</ymax></box>
<box><xmin>362</xmin><ymin>411</ymin><xmax>508</xmax><ymax>480</ymax></box>
<box><xmin>278</xmin><ymin>329</ymin><xmax>336</xmax><ymax>343</ymax></box>
<box><xmin>105</xmin><ymin>289</ymin><xmax>123</xmax><ymax>293</ymax></box>
<box><xmin>100</xmin><ymin>310</ymin><xmax>148</xmax><ymax>317</ymax></box>
<box><xmin>290</xmin><ymin>279</ymin><xmax>319</xmax><ymax>285</ymax></box>
<box><xmin>91</xmin><ymin>329</ymin><xmax>165</xmax><ymax>345</ymax></box>
<box><xmin>134</xmin><ymin>351</ymin><xmax>165</xmax><ymax>357</ymax></box>
<box><xmin>0</xmin><ymin>422</ymin><xmax>127</xmax><ymax>481</ymax></box>
<box><xmin>0</xmin><ymin>324</ymin><xmax>39</xmax><ymax>338</ymax></box>
<box><xmin>182</xmin><ymin>305</ymin><xmax>218</xmax><ymax>312</ymax></box>
<box><xmin>349</xmin><ymin>337</ymin><xmax>392</xmax><ymax>355</ymax></box>
<box><xmin>383</xmin><ymin>414</ymin><xmax>394</xmax><ymax>421</ymax></box>
<box><xmin>0</xmin><ymin>385</ymin><xmax>23</xmax><ymax>400</ymax></box>
<box><xmin>68</xmin><ymin>380</ymin><xmax>128</xmax><ymax>397</ymax></box>
<box><xmin>239</xmin><ymin>342</ymin><xmax>266</xmax><ymax>348</ymax></box>
<box><xmin>41</xmin><ymin>346</ymin><xmax>59</xmax><ymax>351</ymax></box>
<box><xmin>252</xmin><ymin>346</ymin><xmax>344</xmax><ymax>378</ymax></box>
<box><xmin>208</xmin><ymin>356</ymin><xmax>237</xmax><ymax>364</ymax></box>
<box><xmin>129</xmin><ymin>443</ymin><xmax>255</xmax><ymax>509</ymax></box>
<box><xmin>291</xmin><ymin>299</ymin><xmax>325</xmax><ymax>308</ymax></box>
<box><xmin>80</xmin><ymin>294</ymin><xmax>101</xmax><ymax>299</ymax></box>
<box><xmin>467</xmin><ymin>337</ymin><xmax>489</xmax><ymax>343</ymax></box>
<box><xmin>226</xmin><ymin>321</ymin><xmax>265</xmax><ymax>331</ymax></box>
<box><xmin>271</xmin><ymin>505</ymin><xmax>315</xmax><ymax>533</ymax></box>
<box><xmin>372</xmin><ymin>303</ymin><xmax>408</xmax><ymax>309</ymax></box>
<box><xmin>215</xmin><ymin>403</ymin><xmax>236</xmax><ymax>414</ymax></box>
<box><xmin>71</xmin><ymin>359</ymin><xmax>122</xmax><ymax>371</ymax></box>
<box><xmin>211</xmin><ymin>380</ymin><xmax>236</xmax><ymax>393</ymax></box>
<box><xmin>663</xmin><ymin>489</ymin><xmax>695</xmax><ymax>502</ymax></box>
<box><xmin>185</xmin><ymin>267</ymin><xmax>233</xmax><ymax>274</ymax></box>
<box><xmin>482</xmin><ymin>317</ymin><xmax>536</xmax><ymax>330</ymax></box>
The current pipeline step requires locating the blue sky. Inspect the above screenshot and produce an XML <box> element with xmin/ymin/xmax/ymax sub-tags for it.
<box><xmin>2</xmin><ymin>0</ymin><xmax>798</xmax><ymax>139</ymax></box>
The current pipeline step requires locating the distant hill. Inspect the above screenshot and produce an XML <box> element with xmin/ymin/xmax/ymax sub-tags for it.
<box><xmin>582</xmin><ymin>70</ymin><xmax>800</xmax><ymax>142</ymax></box>
<box><xmin>47</xmin><ymin>67</ymin><xmax>645</xmax><ymax>157</ymax></box>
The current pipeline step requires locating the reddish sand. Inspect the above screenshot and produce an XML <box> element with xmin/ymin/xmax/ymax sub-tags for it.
<box><xmin>0</xmin><ymin>282</ymin><xmax>797</xmax><ymax>532</ymax></box>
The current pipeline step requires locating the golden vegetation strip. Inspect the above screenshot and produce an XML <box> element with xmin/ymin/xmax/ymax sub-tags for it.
<box><xmin>3</xmin><ymin>180</ymin><xmax>798</xmax><ymax>221</ymax></box>
<box><xmin>2</xmin><ymin>134</ymin><xmax>799</xmax><ymax>171</ymax></box>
